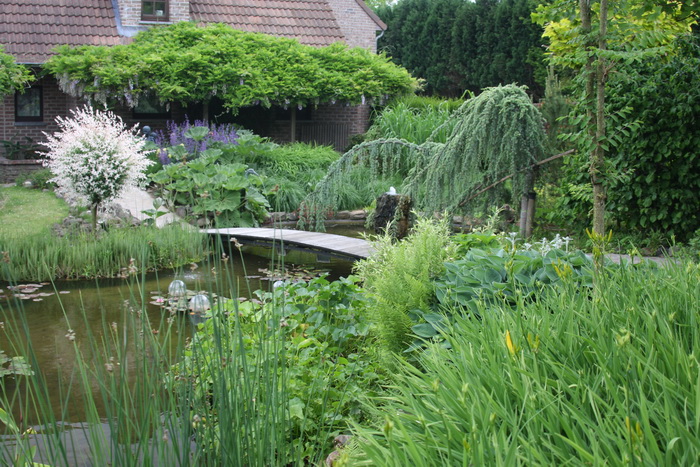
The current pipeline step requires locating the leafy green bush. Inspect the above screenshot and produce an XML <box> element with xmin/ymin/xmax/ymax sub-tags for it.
<box><xmin>349</xmin><ymin>260</ymin><xmax>700</xmax><ymax>465</ymax></box>
<box><xmin>169</xmin><ymin>275</ymin><xmax>383</xmax><ymax>462</ymax></box>
<box><xmin>14</xmin><ymin>168</ymin><xmax>55</xmax><ymax>189</ymax></box>
<box><xmin>550</xmin><ymin>35</ymin><xmax>700</xmax><ymax>241</ymax></box>
<box><xmin>603</xmin><ymin>35</ymin><xmax>700</xmax><ymax>241</ymax></box>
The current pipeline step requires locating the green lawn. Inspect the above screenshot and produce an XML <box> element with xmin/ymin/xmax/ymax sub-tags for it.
<box><xmin>0</xmin><ymin>186</ymin><xmax>68</xmax><ymax>239</ymax></box>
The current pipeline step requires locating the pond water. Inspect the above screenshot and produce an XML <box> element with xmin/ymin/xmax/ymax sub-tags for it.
<box><xmin>0</xmin><ymin>231</ymin><xmax>360</xmax><ymax>428</ymax></box>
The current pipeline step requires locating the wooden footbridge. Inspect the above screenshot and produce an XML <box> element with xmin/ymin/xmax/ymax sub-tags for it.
<box><xmin>204</xmin><ymin>228</ymin><xmax>372</xmax><ymax>260</ymax></box>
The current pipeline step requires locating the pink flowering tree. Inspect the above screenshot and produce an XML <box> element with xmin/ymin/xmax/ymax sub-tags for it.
<box><xmin>43</xmin><ymin>106</ymin><xmax>152</xmax><ymax>232</ymax></box>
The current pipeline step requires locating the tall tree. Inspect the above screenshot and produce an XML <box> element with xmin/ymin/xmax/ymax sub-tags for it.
<box><xmin>377</xmin><ymin>0</ymin><xmax>545</xmax><ymax>97</ymax></box>
<box><xmin>533</xmin><ymin>0</ymin><xmax>694</xmax><ymax>235</ymax></box>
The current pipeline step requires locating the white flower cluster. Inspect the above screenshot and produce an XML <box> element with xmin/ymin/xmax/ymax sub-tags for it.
<box><xmin>509</xmin><ymin>233</ymin><xmax>573</xmax><ymax>254</ymax></box>
<box><xmin>43</xmin><ymin>106</ymin><xmax>152</xmax><ymax>207</ymax></box>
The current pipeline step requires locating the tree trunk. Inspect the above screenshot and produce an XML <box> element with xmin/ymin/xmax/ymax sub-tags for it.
<box><xmin>591</xmin><ymin>0</ymin><xmax>608</xmax><ymax>236</ymax></box>
<box><xmin>580</xmin><ymin>0</ymin><xmax>603</xmax><ymax>235</ymax></box>
<box><xmin>519</xmin><ymin>168</ymin><xmax>536</xmax><ymax>237</ymax></box>
<box><xmin>290</xmin><ymin>107</ymin><xmax>297</xmax><ymax>143</ymax></box>
<box><xmin>92</xmin><ymin>203</ymin><xmax>99</xmax><ymax>233</ymax></box>
<box><xmin>202</xmin><ymin>99</ymin><xmax>209</xmax><ymax>124</ymax></box>
<box><xmin>525</xmin><ymin>192</ymin><xmax>536</xmax><ymax>238</ymax></box>
<box><xmin>519</xmin><ymin>195</ymin><xmax>529</xmax><ymax>236</ymax></box>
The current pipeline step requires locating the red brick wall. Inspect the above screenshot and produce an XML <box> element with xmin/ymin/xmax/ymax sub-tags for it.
<box><xmin>0</xmin><ymin>75</ymin><xmax>78</xmax><ymax>156</ymax></box>
<box><xmin>314</xmin><ymin>103</ymin><xmax>371</xmax><ymax>136</ymax></box>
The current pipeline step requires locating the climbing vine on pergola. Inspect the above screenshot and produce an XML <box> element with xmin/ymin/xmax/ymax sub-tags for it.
<box><xmin>0</xmin><ymin>46</ymin><xmax>32</xmax><ymax>96</ymax></box>
<box><xmin>44</xmin><ymin>22</ymin><xmax>417</xmax><ymax>114</ymax></box>
<box><xmin>300</xmin><ymin>85</ymin><xmax>547</xmax><ymax>234</ymax></box>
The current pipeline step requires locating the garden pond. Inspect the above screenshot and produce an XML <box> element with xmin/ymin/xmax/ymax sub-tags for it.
<box><xmin>0</xmin><ymin>229</ymin><xmax>361</xmax><ymax>425</ymax></box>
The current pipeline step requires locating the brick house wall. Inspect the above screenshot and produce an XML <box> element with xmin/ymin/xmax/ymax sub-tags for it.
<box><xmin>327</xmin><ymin>0</ymin><xmax>382</xmax><ymax>52</ymax></box>
<box><xmin>117</xmin><ymin>0</ymin><xmax>190</xmax><ymax>27</ymax></box>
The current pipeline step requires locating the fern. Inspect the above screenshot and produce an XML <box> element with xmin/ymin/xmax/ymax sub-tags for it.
<box><xmin>353</xmin><ymin>218</ymin><xmax>456</xmax><ymax>352</ymax></box>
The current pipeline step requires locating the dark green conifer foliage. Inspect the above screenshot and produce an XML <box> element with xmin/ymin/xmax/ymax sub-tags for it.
<box><xmin>300</xmin><ymin>85</ymin><xmax>546</xmax><ymax>229</ymax></box>
<box><xmin>377</xmin><ymin>0</ymin><xmax>546</xmax><ymax>98</ymax></box>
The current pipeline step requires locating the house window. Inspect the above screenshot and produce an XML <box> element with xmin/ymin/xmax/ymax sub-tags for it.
<box><xmin>15</xmin><ymin>86</ymin><xmax>43</xmax><ymax>122</ymax></box>
<box><xmin>142</xmin><ymin>1</ymin><xmax>169</xmax><ymax>22</ymax></box>
<box><xmin>133</xmin><ymin>96</ymin><xmax>170</xmax><ymax>119</ymax></box>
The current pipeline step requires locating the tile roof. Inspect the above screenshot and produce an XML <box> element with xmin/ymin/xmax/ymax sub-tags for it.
<box><xmin>190</xmin><ymin>0</ymin><xmax>346</xmax><ymax>47</ymax></box>
<box><xmin>0</xmin><ymin>0</ymin><xmax>125</xmax><ymax>64</ymax></box>
<box><xmin>0</xmin><ymin>1</ymin><xmax>381</xmax><ymax>64</ymax></box>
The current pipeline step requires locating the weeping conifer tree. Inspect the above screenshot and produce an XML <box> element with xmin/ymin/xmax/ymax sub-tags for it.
<box><xmin>299</xmin><ymin>85</ymin><xmax>547</xmax><ymax>234</ymax></box>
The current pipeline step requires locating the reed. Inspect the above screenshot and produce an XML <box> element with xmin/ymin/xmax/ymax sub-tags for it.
<box><xmin>0</xmin><ymin>224</ymin><xmax>206</xmax><ymax>282</ymax></box>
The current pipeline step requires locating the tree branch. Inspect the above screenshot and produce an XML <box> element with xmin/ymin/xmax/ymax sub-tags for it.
<box><xmin>458</xmin><ymin>149</ymin><xmax>575</xmax><ymax>207</ymax></box>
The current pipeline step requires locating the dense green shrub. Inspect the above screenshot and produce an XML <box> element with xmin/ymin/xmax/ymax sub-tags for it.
<box><xmin>169</xmin><ymin>275</ymin><xmax>383</xmax><ymax>462</ymax></box>
<box><xmin>604</xmin><ymin>35</ymin><xmax>700</xmax><ymax>241</ymax></box>
<box><xmin>547</xmin><ymin>35</ymin><xmax>700</xmax><ymax>242</ymax></box>
<box><xmin>14</xmin><ymin>168</ymin><xmax>54</xmax><ymax>190</ymax></box>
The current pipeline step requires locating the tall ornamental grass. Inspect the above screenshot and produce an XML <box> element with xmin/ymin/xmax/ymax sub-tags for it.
<box><xmin>348</xmin><ymin>260</ymin><xmax>700</xmax><ymax>465</ymax></box>
<box><xmin>365</xmin><ymin>99</ymin><xmax>461</xmax><ymax>144</ymax></box>
<box><xmin>0</xmin><ymin>224</ymin><xmax>205</xmax><ymax>281</ymax></box>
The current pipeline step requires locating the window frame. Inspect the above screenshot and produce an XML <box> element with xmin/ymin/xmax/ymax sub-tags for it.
<box><xmin>14</xmin><ymin>86</ymin><xmax>43</xmax><ymax>123</ymax></box>
<box><xmin>132</xmin><ymin>95</ymin><xmax>171</xmax><ymax>120</ymax></box>
<box><xmin>141</xmin><ymin>1</ymin><xmax>169</xmax><ymax>22</ymax></box>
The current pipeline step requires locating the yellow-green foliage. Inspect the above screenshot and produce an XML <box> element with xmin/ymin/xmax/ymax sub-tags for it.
<box><xmin>354</xmin><ymin>218</ymin><xmax>456</xmax><ymax>352</ymax></box>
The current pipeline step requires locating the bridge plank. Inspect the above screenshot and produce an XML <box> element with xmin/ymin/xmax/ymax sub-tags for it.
<box><xmin>204</xmin><ymin>228</ymin><xmax>372</xmax><ymax>259</ymax></box>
